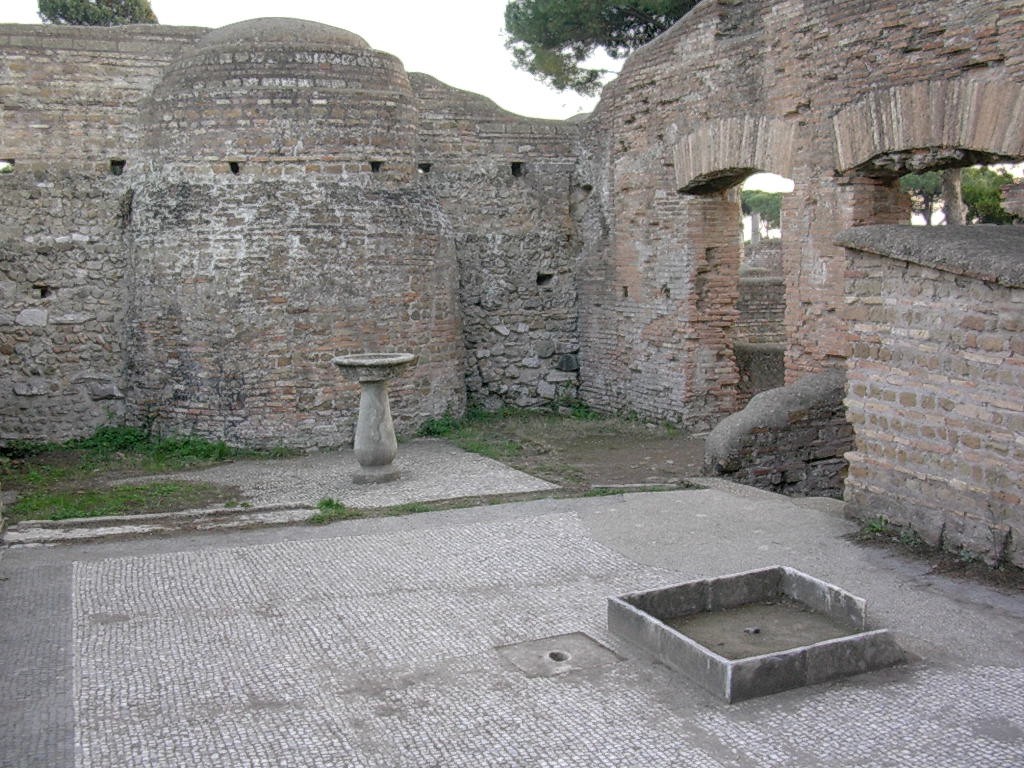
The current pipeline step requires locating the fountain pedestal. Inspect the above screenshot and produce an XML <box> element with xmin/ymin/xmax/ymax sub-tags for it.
<box><xmin>332</xmin><ymin>353</ymin><xmax>417</xmax><ymax>484</ymax></box>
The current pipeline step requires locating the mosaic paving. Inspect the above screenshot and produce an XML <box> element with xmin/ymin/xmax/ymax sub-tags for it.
<box><xmin>72</xmin><ymin>513</ymin><xmax>1024</xmax><ymax>767</ymax></box>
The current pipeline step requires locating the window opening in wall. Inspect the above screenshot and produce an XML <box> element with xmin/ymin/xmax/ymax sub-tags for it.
<box><xmin>536</xmin><ymin>272</ymin><xmax>554</xmax><ymax>287</ymax></box>
<box><xmin>511</xmin><ymin>161</ymin><xmax>525</xmax><ymax>177</ymax></box>
<box><xmin>370</xmin><ymin>160</ymin><xmax>383</xmax><ymax>173</ymax></box>
<box><xmin>228</xmin><ymin>161</ymin><xmax>241</xmax><ymax>175</ymax></box>
<box><xmin>899</xmin><ymin>161</ymin><xmax>1023</xmax><ymax>226</ymax></box>
<box><xmin>660</xmin><ymin>284</ymin><xmax>671</xmax><ymax>298</ymax></box>
<box><xmin>741</xmin><ymin>173</ymin><xmax>793</xmax><ymax>246</ymax></box>
<box><xmin>0</xmin><ymin>159</ymin><xmax>14</xmax><ymax>174</ymax></box>
<box><xmin>417</xmin><ymin>162</ymin><xmax>432</xmax><ymax>174</ymax></box>
<box><xmin>109</xmin><ymin>159</ymin><xmax>126</xmax><ymax>176</ymax></box>
<box><xmin>33</xmin><ymin>284</ymin><xmax>53</xmax><ymax>299</ymax></box>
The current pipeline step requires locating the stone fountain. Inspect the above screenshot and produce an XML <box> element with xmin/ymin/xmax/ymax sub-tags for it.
<box><xmin>332</xmin><ymin>352</ymin><xmax>417</xmax><ymax>484</ymax></box>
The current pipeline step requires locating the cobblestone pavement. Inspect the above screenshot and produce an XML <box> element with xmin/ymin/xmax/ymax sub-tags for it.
<box><xmin>3</xmin><ymin>486</ymin><xmax>1024</xmax><ymax>767</ymax></box>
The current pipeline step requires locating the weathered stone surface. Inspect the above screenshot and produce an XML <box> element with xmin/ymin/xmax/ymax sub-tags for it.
<box><xmin>704</xmin><ymin>371</ymin><xmax>851</xmax><ymax>498</ymax></box>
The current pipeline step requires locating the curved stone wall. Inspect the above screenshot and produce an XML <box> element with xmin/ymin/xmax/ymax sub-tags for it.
<box><xmin>126</xmin><ymin>176</ymin><xmax>463</xmax><ymax>448</ymax></box>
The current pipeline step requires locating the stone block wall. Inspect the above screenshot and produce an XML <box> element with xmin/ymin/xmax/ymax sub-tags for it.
<box><xmin>704</xmin><ymin>370</ymin><xmax>852</xmax><ymax>498</ymax></box>
<box><xmin>840</xmin><ymin>225</ymin><xmax>1024</xmax><ymax>567</ymax></box>
<box><xmin>0</xmin><ymin>171</ymin><xmax>128</xmax><ymax>442</ymax></box>
<box><xmin>411</xmin><ymin>75</ymin><xmax>581</xmax><ymax>410</ymax></box>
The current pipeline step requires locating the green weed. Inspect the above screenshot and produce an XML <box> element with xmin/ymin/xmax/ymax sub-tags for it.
<box><xmin>11</xmin><ymin>481</ymin><xmax>224</xmax><ymax>522</ymax></box>
<box><xmin>308</xmin><ymin>497</ymin><xmax>363</xmax><ymax>525</ymax></box>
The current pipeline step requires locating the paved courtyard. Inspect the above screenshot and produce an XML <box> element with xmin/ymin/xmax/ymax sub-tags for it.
<box><xmin>2</xmin><ymin>460</ymin><xmax>1024</xmax><ymax>767</ymax></box>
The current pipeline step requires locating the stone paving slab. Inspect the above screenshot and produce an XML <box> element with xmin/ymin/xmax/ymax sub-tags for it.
<box><xmin>4</xmin><ymin>440</ymin><xmax>555</xmax><ymax>546</ymax></box>
<box><xmin>122</xmin><ymin>438</ymin><xmax>556</xmax><ymax>509</ymax></box>
<box><xmin>3</xmin><ymin>488</ymin><xmax>1024</xmax><ymax>767</ymax></box>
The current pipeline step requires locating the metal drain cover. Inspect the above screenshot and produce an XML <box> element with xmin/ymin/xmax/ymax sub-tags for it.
<box><xmin>495</xmin><ymin>632</ymin><xmax>622</xmax><ymax>678</ymax></box>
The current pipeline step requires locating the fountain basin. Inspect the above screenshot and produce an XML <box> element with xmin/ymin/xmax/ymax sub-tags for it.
<box><xmin>332</xmin><ymin>352</ymin><xmax>418</xmax><ymax>483</ymax></box>
<box><xmin>332</xmin><ymin>352</ymin><xmax>417</xmax><ymax>382</ymax></box>
<box><xmin>608</xmin><ymin>566</ymin><xmax>904</xmax><ymax>703</ymax></box>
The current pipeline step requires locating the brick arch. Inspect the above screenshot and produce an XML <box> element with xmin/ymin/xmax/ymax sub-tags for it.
<box><xmin>832</xmin><ymin>77</ymin><xmax>1024</xmax><ymax>174</ymax></box>
<box><xmin>673</xmin><ymin>116</ymin><xmax>796</xmax><ymax>194</ymax></box>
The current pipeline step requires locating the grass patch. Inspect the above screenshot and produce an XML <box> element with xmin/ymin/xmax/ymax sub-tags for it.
<box><xmin>9</xmin><ymin>481</ymin><xmax>236</xmax><ymax>522</ymax></box>
<box><xmin>1</xmin><ymin>426</ymin><xmax>294</xmax><ymax>492</ymax></box>
<box><xmin>0</xmin><ymin>425</ymin><xmax>290</xmax><ymax>522</ymax></box>
<box><xmin>308</xmin><ymin>497</ymin><xmax>364</xmax><ymax>525</ymax></box>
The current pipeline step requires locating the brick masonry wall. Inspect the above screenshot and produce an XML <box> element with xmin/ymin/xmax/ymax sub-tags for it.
<box><xmin>742</xmin><ymin>240</ymin><xmax>782</xmax><ymax>274</ymax></box>
<box><xmin>125</xmin><ymin>172</ymin><xmax>465</xmax><ymax>449</ymax></box>
<box><xmin>735</xmin><ymin>276</ymin><xmax>785</xmax><ymax>344</ymax></box>
<box><xmin>0</xmin><ymin>24</ymin><xmax>203</xmax><ymax>167</ymax></box>
<box><xmin>577</xmin><ymin>0</ymin><xmax>1024</xmax><ymax>427</ymax></box>
<box><xmin>841</xmin><ymin>225</ymin><xmax>1024</xmax><ymax>567</ymax></box>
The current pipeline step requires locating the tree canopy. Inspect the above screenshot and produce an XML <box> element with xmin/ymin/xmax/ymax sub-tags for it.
<box><xmin>38</xmin><ymin>0</ymin><xmax>157</xmax><ymax>26</ymax></box>
<box><xmin>900</xmin><ymin>167</ymin><xmax>1019</xmax><ymax>225</ymax></box>
<box><xmin>504</xmin><ymin>0</ymin><xmax>699</xmax><ymax>95</ymax></box>
<box><xmin>740</xmin><ymin>190</ymin><xmax>782</xmax><ymax>229</ymax></box>
<box><xmin>962</xmin><ymin>166</ymin><xmax>1018</xmax><ymax>224</ymax></box>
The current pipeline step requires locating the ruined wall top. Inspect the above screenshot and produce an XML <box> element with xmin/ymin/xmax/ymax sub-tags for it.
<box><xmin>144</xmin><ymin>18</ymin><xmax>417</xmax><ymax>168</ymax></box>
<box><xmin>836</xmin><ymin>225</ymin><xmax>1024</xmax><ymax>289</ymax></box>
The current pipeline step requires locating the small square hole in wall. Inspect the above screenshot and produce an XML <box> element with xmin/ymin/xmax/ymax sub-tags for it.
<box><xmin>661</xmin><ymin>284</ymin><xmax>671</xmax><ymax>298</ymax></box>
<box><xmin>370</xmin><ymin>160</ymin><xmax>384</xmax><ymax>173</ymax></box>
<box><xmin>536</xmin><ymin>272</ymin><xmax>554</xmax><ymax>287</ymax></box>
<box><xmin>109</xmin><ymin>159</ymin><xmax>126</xmax><ymax>176</ymax></box>
<box><xmin>417</xmin><ymin>162</ymin><xmax>432</xmax><ymax>174</ymax></box>
<box><xmin>33</xmin><ymin>284</ymin><xmax>53</xmax><ymax>299</ymax></box>
<box><xmin>228</xmin><ymin>161</ymin><xmax>241</xmax><ymax>175</ymax></box>
<box><xmin>622</xmin><ymin>285</ymin><xmax>629</xmax><ymax>298</ymax></box>
<box><xmin>511</xmin><ymin>161</ymin><xmax>525</xmax><ymax>177</ymax></box>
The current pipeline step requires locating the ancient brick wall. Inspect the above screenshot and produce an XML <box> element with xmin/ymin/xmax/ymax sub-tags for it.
<box><xmin>735</xmin><ymin>275</ymin><xmax>784</xmax><ymax>345</ymax></box>
<box><xmin>841</xmin><ymin>225</ymin><xmax>1024</xmax><ymax>567</ymax></box>
<box><xmin>0</xmin><ymin>24</ymin><xmax>202</xmax><ymax>168</ymax></box>
<box><xmin>742</xmin><ymin>240</ymin><xmax>782</xmax><ymax>275</ymax></box>
<box><xmin>0</xmin><ymin>20</ymin><xmax>579</xmax><ymax>446</ymax></box>
<box><xmin>411</xmin><ymin>75</ymin><xmax>581</xmax><ymax>409</ymax></box>
<box><xmin>577</xmin><ymin>0</ymin><xmax>1024</xmax><ymax>429</ymax></box>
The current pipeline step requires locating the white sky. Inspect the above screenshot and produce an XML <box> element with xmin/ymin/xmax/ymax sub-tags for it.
<box><xmin>2</xmin><ymin>0</ymin><xmax>605</xmax><ymax>120</ymax></box>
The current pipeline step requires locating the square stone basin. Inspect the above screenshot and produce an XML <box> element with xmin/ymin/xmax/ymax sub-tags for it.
<box><xmin>608</xmin><ymin>566</ymin><xmax>904</xmax><ymax>703</ymax></box>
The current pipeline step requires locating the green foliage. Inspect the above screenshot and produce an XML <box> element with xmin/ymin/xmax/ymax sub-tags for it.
<box><xmin>740</xmin><ymin>190</ymin><xmax>782</xmax><ymax>229</ymax></box>
<box><xmin>309</xmin><ymin>498</ymin><xmax>362</xmax><ymax>525</ymax></box>
<box><xmin>387</xmin><ymin>501</ymin><xmax>433</xmax><ymax>515</ymax></box>
<box><xmin>38</xmin><ymin>0</ymin><xmax>157</xmax><ymax>26</ymax></box>
<box><xmin>11</xmin><ymin>481</ymin><xmax>221</xmax><ymax>521</ymax></box>
<box><xmin>504</xmin><ymin>0</ymin><xmax>699</xmax><ymax>94</ymax></box>
<box><xmin>417</xmin><ymin>413</ymin><xmax>461</xmax><ymax>437</ymax></box>
<box><xmin>899</xmin><ymin>171</ymin><xmax>943</xmax><ymax>224</ymax></box>
<box><xmin>962</xmin><ymin>166</ymin><xmax>1018</xmax><ymax>224</ymax></box>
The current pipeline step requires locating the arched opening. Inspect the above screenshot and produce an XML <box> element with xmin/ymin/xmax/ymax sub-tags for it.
<box><xmin>734</xmin><ymin>172</ymin><xmax>794</xmax><ymax>404</ymax></box>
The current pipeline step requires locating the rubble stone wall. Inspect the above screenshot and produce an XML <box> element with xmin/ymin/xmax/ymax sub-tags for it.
<box><xmin>841</xmin><ymin>225</ymin><xmax>1024</xmax><ymax>567</ymax></box>
<box><xmin>411</xmin><ymin>75</ymin><xmax>582</xmax><ymax>410</ymax></box>
<box><xmin>0</xmin><ymin>171</ymin><xmax>128</xmax><ymax>442</ymax></box>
